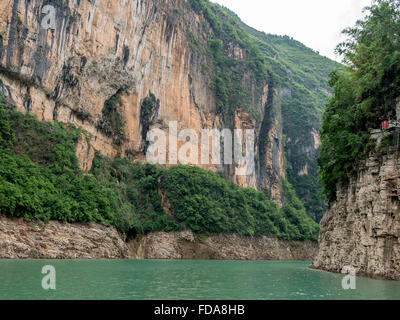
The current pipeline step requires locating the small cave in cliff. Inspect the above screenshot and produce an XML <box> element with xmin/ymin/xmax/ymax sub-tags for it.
<box><xmin>140</xmin><ymin>92</ymin><xmax>160</xmax><ymax>153</ymax></box>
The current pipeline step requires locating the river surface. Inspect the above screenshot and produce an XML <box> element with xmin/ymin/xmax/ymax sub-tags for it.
<box><xmin>0</xmin><ymin>260</ymin><xmax>399</xmax><ymax>300</ymax></box>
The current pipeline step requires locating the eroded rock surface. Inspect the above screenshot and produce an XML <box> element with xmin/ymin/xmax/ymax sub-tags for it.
<box><xmin>129</xmin><ymin>230</ymin><xmax>317</xmax><ymax>260</ymax></box>
<box><xmin>0</xmin><ymin>216</ymin><xmax>317</xmax><ymax>260</ymax></box>
<box><xmin>0</xmin><ymin>216</ymin><xmax>129</xmax><ymax>259</ymax></box>
<box><xmin>313</xmin><ymin>149</ymin><xmax>400</xmax><ymax>280</ymax></box>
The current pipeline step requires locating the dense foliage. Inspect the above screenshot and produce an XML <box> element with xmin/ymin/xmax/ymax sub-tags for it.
<box><xmin>161</xmin><ymin>165</ymin><xmax>319</xmax><ymax>240</ymax></box>
<box><xmin>90</xmin><ymin>155</ymin><xmax>181</xmax><ymax>234</ymax></box>
<box><xmin>319</xmin><ymin>0</ymin><xmax>400</xmax><ymax>201</ymax></box>
<box><xmin>0</xmin><ymin>98</ymin><xmax>318</xmax><ymax>240</ymax></box>
<box><xmin>140</xmin><ymin>92</ymin><xmax>159</xmax><ymax>152</ymax></box>
<box><xmin>97</xmin><ymin>94</ymin><xmax>125</xmax><ymax>146</ymax></box>
<box><xmin>0</xmin><ymin>101</ymin><xmax>117</xmax><ymax>224</ymax></box>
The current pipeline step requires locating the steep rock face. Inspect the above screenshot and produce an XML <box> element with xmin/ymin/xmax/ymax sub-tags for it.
<box><xmin>313</xmin><ymin>147</ymin><xmax>400</xmax><ymax>280</ymax></box>
<box><xmin>237</xmin><ymin>26</ymin><xmax>337</xmax><ymax>220</ymax></box>
<box><xmin>0</xmin><ymin>0</ymin><xmax>285</xmax><ymax>202</ymax></box>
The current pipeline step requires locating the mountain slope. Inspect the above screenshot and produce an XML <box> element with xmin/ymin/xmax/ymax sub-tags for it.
<box><xmin>0</xmin><ymin>0</ymin><xmax>335</xmax><ymax>235</ymax></box>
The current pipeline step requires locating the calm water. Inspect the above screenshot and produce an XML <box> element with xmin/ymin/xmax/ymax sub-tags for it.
<box><xmin>0</xmin><ymin>260</ymin><xmax>399</xmax><ymax>300</ymax></box>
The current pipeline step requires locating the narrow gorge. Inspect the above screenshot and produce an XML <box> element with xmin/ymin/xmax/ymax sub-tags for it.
<box><xmin>0</xmin><ymin>0</ymin><xmax>336</xmax><ymax>259</ymax></box>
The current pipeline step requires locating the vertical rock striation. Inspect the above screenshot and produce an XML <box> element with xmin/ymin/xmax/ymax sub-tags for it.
<box><xmin>313</xmin><ymin>146</ymin><xmax>400</xmax><ymax>280</ymax></box>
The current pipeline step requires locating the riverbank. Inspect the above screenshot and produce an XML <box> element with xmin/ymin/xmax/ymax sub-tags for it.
<box><xmin>0</xmin><ymin>216</ymin><xmax>128</xmax><ymax>259</ymax></box>
<box><xmin>0</xmin><ymin>216</ymin><xmax>317</xmax><ymax>260</ymax></box>
<box><xmin>128</xmin><ymin>230</ymin><xmax>317</xmax><ymax>260</ymax></box>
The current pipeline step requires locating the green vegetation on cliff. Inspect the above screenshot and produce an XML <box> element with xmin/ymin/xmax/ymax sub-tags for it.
<box><xmin>0</xmin><ymin>0</ymin><xmax>336</xmax><ymax>237</ymax></box>
<box><xmin>0</xmin><ymin>99</ymin><xmax>117</xmax><ymax>224</ymax></box>
<box><xmin>319</xmin><ymin>0</ymin><xmax>400</xmax><ymax>201</ymax></box>
<box><xmin>189</xmin><ymin>0</ymin><xmax>271</xmax><ymax>116</ymax></box>
<box><xmin>161</xmin><ymin>165</ymin><xmax>318</xmax><ymax>239</ymax></box>
<box><xmin>0</xmin><ymin>98</ymin><xmax>318</xmax><ymax>240</ymax></box>
<box><xmin>188</xmin><ymin>0</ymin><xmax>337</xmax><ymax>221</ymax></box>
<box><xmin>262</xmin><ymin>34</ymin><xmax>337</xmax><ymax>221</ymax></box>
<box><xmin>92</xmin><ymin>155</ymin><xmax>318</xmax><ymax>240</ymax></box>
<box><xmin>97</xmin><ymin>93</ymin><xmax>125</xmax><ymax>146</ymax></box>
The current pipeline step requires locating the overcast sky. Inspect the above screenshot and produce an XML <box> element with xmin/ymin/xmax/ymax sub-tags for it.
<box><xmin>211</xmin><ymin>0</ymin><xmax>372</xmax><ymax>61</ymax></box>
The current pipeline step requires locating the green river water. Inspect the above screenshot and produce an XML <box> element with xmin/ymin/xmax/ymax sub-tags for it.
<box><xmin>0</xmin><ymin>260</ymin><xmax>399</xmax><ymax>300</ymax></box>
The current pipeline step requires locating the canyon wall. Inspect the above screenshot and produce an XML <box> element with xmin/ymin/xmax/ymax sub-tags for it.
<box><xmin>0</xmin><ymin>0</ymin><xmax>285</xmax><ymax>202</ymax></box>
<box><xmin>313</xmin><ymin>144</ymin><xmax>400</xmax><ymax>280</ymax></box>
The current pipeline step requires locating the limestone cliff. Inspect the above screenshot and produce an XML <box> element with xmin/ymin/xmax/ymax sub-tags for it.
<box><xmin>313</xmin><ymin>143</ymin><xmax>400</xmax><ymax>280</ymax></box>
<box><xmin>0</xmin><ymin>0</ymin><xmax>286</xmax><ymax>203</ymax></box>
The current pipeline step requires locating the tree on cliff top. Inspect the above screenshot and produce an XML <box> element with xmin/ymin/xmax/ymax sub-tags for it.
<box><xmin>319</xmin><ymin>0</ymin><xmax>400</xmax><ymax>201</ymax></box>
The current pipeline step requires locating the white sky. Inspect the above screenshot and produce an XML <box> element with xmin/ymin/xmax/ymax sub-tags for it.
<box><xmin>211</xmin><ymin>0</ymin><xmax>372</xmax><ymax>61</ymax></box>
